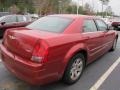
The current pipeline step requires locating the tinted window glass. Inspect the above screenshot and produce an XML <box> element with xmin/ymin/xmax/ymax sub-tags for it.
<box><xmin>26</xmin><ymin>16</ymin><xmax>73</xmax><ymax>33</ymax></box>
<box><xmin>95</xmin><ymin>20</ymin><xmax>107</xmax><ymax>31</ymax></box>
<box><xmin>25</xmin><ymin>16</ymin><xmax>32</xmax><ymax>21</ymax></box>
<box><xmin>3</xmin><ymin>16</ymin><xmax>16</xmax><ymax>23</ymax></box>
<box><xmin>83</xmin><ymin>20</ymin><xmax>97</xmax><ymax>32</ymax></box>
<box><xmin>17</xmin><ymin>16</ymin><xmax>27</xmax><ymax>22</ymax></box>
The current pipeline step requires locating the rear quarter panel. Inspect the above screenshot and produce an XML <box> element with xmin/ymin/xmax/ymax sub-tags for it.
<box><xmin>45</xmin><ymin>34</ymin><xmax>88</xmax><ymax>78</ymax></box>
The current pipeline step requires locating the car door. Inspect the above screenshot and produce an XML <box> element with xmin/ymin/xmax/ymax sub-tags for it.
<box><xmin>82</xmin><ymin>19</ymin><xmax>105</xmax><ymax>63</ymax></box>
<box><xmin>16</xmin><ymin>15</ymin><xmax>31</xmax><ymax>27</ymax></box>
<box><xmin>0</xmin><ymin>15</ymin><xmax>17</xmax><ymax>36</ymax></box>
<box><xmin>95</xmin><ymin>19</ymin><xmax>115</xmax><ymax>51</ymax></box>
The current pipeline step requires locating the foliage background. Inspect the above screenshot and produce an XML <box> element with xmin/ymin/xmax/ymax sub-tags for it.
<box><xmin>0</xmin><ymin>0</ymin><xmax>113</xmax><ymax>16</ymax></box>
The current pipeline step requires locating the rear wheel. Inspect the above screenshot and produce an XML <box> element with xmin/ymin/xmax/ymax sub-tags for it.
<box><xmin>63</xmin><ymin>53</ymin><xmax>85</xmax><ymax>84</ymax></box>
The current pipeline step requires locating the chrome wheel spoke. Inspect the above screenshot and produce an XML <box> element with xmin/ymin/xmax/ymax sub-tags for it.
<box><xmin>77</xmin><ymin>61</ymin><xmax>82</xmax><ymax>67</ymax></box>
<box><xmin>70</xmin><ymin>71</ymin><xmax>74</xmax><ymax>79</ymax></box>
<box><xmin>74</xmin><ymin>70</ymin><xmax>79</xmax><ymax>78</ymax></box>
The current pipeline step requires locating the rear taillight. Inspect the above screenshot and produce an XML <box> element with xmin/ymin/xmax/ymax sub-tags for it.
<box><xmin>31</xmin><ymin>40</ymin><xmax>48</xmax><ymax>63</ymax></box>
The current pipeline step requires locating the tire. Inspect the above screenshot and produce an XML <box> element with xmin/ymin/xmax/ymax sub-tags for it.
<box><xmin>110</xmin><ymin>38</ymin><xmax>117</xmax><ymax>51</ymax></box>
<box><xmin>0</xmin><ymin>29</ymin><xmax>5</xmax><ymax>38</ymax></box>
<box><xmin>62</xmin><ymin>53</ymin><xmax>85</xmax><ymax>84</ymax></box>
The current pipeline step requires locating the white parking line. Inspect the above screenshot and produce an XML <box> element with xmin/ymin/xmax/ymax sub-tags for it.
<box><xmin>90</xmin><ymin>57</ymin><xmax>120</xmax><ymax>90</ymax></box>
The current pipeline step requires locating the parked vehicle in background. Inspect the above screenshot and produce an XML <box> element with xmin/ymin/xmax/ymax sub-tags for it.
<box><xmin>28</xmin><ymin>14</ymin><xmax>39</xmax><ymax>21</ymax></box>
<box><xmin>0</xmin><ymin>15</ymin><xmax>118</xmax><ymax>85</ymax></box>
<box><xmin>112</xmin><ymin>19</ymin><xmax>120</xmax><ymax>30</ymax></box>
<box><xmin>0</xmin><ymin>12</ymin><xmax>10</xmax><ymax>17</ymax></box>
<box><xmin>0</xmin><ymin>15</ymin><xmax>32</xmax><ymax>37</ymax></box>
<box><xmin>101</xmin><ymin>17</ymin><xmax>112</xmax><ymax>27</ymax></box>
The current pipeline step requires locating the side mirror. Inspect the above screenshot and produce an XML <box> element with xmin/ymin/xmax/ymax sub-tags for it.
<box><xmin>1</xmin><ymin>22</ymin><xmax>6</xmax><ymax>25</ymax></box>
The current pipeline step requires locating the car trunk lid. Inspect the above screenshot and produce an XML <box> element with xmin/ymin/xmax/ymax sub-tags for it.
<box><xmin>3</xmin><ymin>28</ymin><xmax>58</xmax><ymax>59</ymax></box>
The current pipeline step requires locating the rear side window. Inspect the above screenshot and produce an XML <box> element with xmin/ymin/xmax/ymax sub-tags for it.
<box><xmin>26</xmin><ymin>16</ymin><xmax>73</xmax><ymax>33</ymax></box>
<box><xmin>17</xmin><ymin>16</ymin><xmax>27</xmax><ymax>22</ymax></box>
<box><xmin>83</xmin><ymin>19</ymin><xmax>97</xmax><ymax>32</ymax></box>
<box><xmin>95</xmin><ymin>19</ymin><xmax>107</xmax><ymax>31</ymax></box>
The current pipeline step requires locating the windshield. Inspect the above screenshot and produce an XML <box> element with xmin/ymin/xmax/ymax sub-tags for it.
<box><xmin>26</xmin><ymin>16</ymin><xmax>73</xmax><ymax>33</ymax></box>
<box><xmin>0</xmin><ymin>16</ymin><xmax>6</xmax><ymax>21</ymax></box>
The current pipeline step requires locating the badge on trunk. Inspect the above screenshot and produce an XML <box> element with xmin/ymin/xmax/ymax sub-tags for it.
<box><xmin>8</xmin><ymin>35</ymin><xmax>16</xmax><ymax>40</ymax></box>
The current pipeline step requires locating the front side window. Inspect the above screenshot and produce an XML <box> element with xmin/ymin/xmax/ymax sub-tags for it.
<box><xmin>26</xmin><ymin>16</ymin><xmax>73</xmax><ymax>33</ymax></box>
<box><xmin>83</xmin><ymin>19</ymin><xmax>97</xmax><ymax>32</ymax></box>
<box><xmin>95</xmin><ymin>19</ymin><xmax>107</xmax><ymax>31</ymax></box>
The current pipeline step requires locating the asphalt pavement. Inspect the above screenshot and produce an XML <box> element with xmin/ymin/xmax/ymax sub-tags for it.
<box><xmin>0</xmin><ymin>32</ymin><xmax>120</xmax><ymax>90</ymax></box>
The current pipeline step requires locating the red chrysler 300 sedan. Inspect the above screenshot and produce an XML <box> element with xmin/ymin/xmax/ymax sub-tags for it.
<box><xmin>0</xmin><ymin>15</ymin><xmax>118</xmax><ymax>85</ymax></box>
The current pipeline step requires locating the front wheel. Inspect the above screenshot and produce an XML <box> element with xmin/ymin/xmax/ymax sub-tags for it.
<box><xmin>110</xmin><ymin>38</ymin><xmax>117</xmax><ymax>51</ymax></box>
<box><xmin>62</xmin><ymin>53</ymin><xmax>85</xmax><ymax>84</ymax></box>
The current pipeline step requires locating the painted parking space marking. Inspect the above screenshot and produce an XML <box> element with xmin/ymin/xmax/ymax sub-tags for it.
<box><xmin>90</xmin><ymin>57</ymin><xmax>120</xmax><ymax>90</ymax></box>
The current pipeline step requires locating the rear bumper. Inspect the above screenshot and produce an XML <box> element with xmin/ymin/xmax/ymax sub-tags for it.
<box><xmin>0</xmin><ymin>44</ymin><xmax>57</xmax><ymax>85</ymax></box>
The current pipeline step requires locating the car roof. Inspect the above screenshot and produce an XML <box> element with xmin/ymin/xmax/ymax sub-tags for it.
<box><xmin>2</xmin><ymin>15</ymin><xmax>26</xmax><ymax>17</ymax></box>
<box><xmin>48</xmin><ymin>14</ymin><xmax>98</xmax><ymax>19</ymax></box>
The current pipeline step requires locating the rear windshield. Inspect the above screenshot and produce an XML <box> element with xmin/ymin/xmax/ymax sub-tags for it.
<box><xmin>26</xmin><ymin>16</ymin><xmax>73</xmax><ymax>33</ymax></box>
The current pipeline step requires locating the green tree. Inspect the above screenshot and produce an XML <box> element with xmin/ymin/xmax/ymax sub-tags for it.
<box><xmin>33</xmin><ymin>0</ymin><xmax>71</xmax><ymax>15</ymax></box>
<box><xmin>99</xmin><ymin>0</ymin><xmax>110</xmax><ymax>17</ymax></box>
<box><xmin>0</xmin><ymin>0</ymin><xmax>35</xmax><ymax>14</ymax></box>
<box><xmin>66</xmin><ymin>4</ymin><xmax>84</xmax><ymax>14</ymax></box>
<box><xmin>83</xmin><ymin>3</ymin><xmax>94</xmax><ymax>15</ymax></box>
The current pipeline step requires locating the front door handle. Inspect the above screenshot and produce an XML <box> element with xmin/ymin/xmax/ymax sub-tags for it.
<box><xmin>83</xmin><ymin>36</ymin><xmax>90</xmax><ymax>40</ymax></box>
